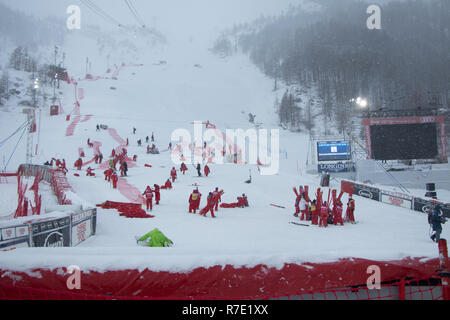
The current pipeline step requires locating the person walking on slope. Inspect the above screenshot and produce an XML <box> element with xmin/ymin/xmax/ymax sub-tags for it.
<box><xmin>180</xmin><ymin>162</ymin><xmax>188</xmax><ymax>175</ymax></box>
<box><xmin>319</xmin><ymin>201</ymin><xmax>329</xmax><ymax>228</ymax></box>
<box><xmin>111</xmin><ymin>170</ymin><xmax>119</xmax><ymax>189</ymax></box>
<box><xmin>204</xmin><ymin>164</ymin><xmax>210</xmax><ymax>177</ymax></box>
<box><xmin>189</xmin><ymin>189</ymin><xmax>201</xmax><ymax>214</ymax></box>
<box><xmin>212</xmin><ymin>188</ymin><xmax>222</xmax><ymax>211</ymax></box>
<box><xmin>143</xmin><ymin>186</ymin><xmax>154</xmax><ymax>211</ymax></box>
<box><xmin>333</xmin><ymin>201</ymin><xmax>344</xmax><ymax>226</ymax></box>
<box><xmin>153</xmin><ymin>184</ymin><xmax>161</xmax><ymax>205</ymax></box>
<box><xmin>170</xmin><ymin>167</ymin><xmax>177</xmax><ymax>182</ymax></box>
<box><xmin>345</xmin><ymin>196</ymin><xmax>356</xmax><ymax>224</ymax></box>
<box><xmin>200</xmin><ymin>192</ymin><xmax>216</xmax><ymax>218</ymax></box>
<box><xmin>430</xmin><ymin>204</ymin><xmax>446</xmax><ymax>242</ymax></box>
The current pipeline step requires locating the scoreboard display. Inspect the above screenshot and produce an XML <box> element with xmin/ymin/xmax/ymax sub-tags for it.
<box><xmin>317</xmin><ymin>141</ymin><xmax>351</xmax><ymax>162</ymax></box>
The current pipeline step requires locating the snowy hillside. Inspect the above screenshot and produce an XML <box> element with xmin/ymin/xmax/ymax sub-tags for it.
<box><xmin>0</xmin><ymin>27</ymin><xmax>448</xmax><ymax>274</ymax></box>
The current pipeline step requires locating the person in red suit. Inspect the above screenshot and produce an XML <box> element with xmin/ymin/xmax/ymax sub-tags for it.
<box><xmin>143</xmin><ymin>186</ymin><xmax>154</xmax><ymax>211</ymax></box>
<box><xmin>189</xmin><ymin>189</ymin><xmax>201</xmax><ymax>213</ymax></box>
<box><xmin>74</xmin><ymin>158</ymin><xmax>83</xmax><ymax>171</ymax></box>
<box><xmin>94</xmin><ymin>154</ymin><xmax>99</xmax><ymax>164</ymax></box>
<box><xmin>212</xmin><ymin>188</ymin><xmax>222</xmax><ymax>211</ymax></box>
<box><xmin>170</xmin><ymin>167</ymin><xmax>177</xmax><ymax>183</ymax></box>
<box><xmin>180</xmin><ymin>163</ymin><xmax>188</xmax><ymax>175</ymax></box>
<box><xmin>104</xmin><ymin>168</ymin><xmax>112</xmax><ymax>181</ymax></box>
<box><xmin>153</xmin><ymin>184</ymin><xmax>161</xmax><ymax>205</ymax></box>
<box><xmin>147</xmin><ymin>145</ymin><xmax>151</xmax><ymax>154</ymax></box>
<box><xmin>310</xmin><ymin>200</ymin><xmax>319</xmax><ymax>225</ymax></box>
<box><xmin>86</xmin><ymin>167</ymin><xmax>95</xmax><ymax>176</ymax></box>
<box><xmin>163</xmin><ymin>178</ymin><xmax>172</xmax><ymax>190</ymax></box>
<box><xmin>204</xmin><ymin>164</ymin><xmax>210</xmax><ymax>177</ymax></box>
<box><xmin>200</xmin><ymin>192</ymin><xmax>216</xmax><ymax>218</ymax></box>
<box><xmin>319</xmin><ymin>202</ymin><xmax>330</xmax><ymax>228</ymax></box>
<box><xmin>333</xmin><ymin>201</ymin><xmax>344</xmax><ymax>226</ymax></box>
<box><xmin>111</xmin><ymin>171</ymin><xmax>118</xmax><ymax>189</ymax></box>
<box><xmin>345</xmin><ymin>196</ymin><xmax>356</xmax><ymax>224</ymax></box>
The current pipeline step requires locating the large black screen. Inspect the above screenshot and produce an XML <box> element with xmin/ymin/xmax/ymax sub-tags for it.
<box><xmin>370</xmin><ymin>123</ymin><xmax>438</xmax><ymax>160</ymax></box>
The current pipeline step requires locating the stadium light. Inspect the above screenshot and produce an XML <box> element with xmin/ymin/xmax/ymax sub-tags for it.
<box><xmin>350</xmin><ymin>97</ymin><xmax>368</xmax><ymax>108</ymax></box>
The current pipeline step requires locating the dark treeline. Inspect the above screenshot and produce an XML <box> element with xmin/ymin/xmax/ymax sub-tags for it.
<box><xmin>217</xmin><ymin>0</ymin><xmax>450</xmax><ymax>133</ymax></box>
<box><xmin>0</xmin><ymin>2</ymin><xmax>64</xmax><ymax>49</ymax></box>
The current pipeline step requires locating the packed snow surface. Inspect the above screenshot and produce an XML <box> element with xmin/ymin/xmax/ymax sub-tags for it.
<box><xmin>0</xmin><ymin>33</ymin><xmax>448</xmax><ymax>274</ymax></box>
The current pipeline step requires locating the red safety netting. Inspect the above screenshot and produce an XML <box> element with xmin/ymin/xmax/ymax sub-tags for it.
<box><xmin>0</xmin><ymin>277</ymin><xmax>445</xmax><ymax>300</ymax></box>
<box><xmin>0</xmin><ymin>257</ymin><xmax>444</xmax><ymax>300</ymax></box>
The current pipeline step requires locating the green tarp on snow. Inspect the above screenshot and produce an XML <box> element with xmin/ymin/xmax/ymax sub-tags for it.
<box><xmin>137</xmin><ymin>228</ymin><xmax>173</xmax><ymax>247</ymax></box>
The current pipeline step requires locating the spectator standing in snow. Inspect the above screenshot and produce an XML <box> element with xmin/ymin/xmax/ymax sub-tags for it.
<box><xmin>430</xmin><ymin>205</ymin><xmax>446</xmax><ymax>242</ymax></box>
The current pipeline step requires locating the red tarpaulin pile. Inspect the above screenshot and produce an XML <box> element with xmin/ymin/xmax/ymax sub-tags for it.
<box><xmin>97</xmin><ymin>201</ymin><xmax>154</xmax><ymax>219</ymax></box>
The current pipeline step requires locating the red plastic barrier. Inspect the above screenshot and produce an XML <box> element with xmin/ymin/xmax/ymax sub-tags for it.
<box><xmin>0</xmin><ymin>257</ymin><xmax>442</xmax><ymax>300</ymax></box>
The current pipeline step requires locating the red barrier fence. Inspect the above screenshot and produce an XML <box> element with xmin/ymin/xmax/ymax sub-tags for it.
<box><xmin>18</xmin><ymin>165</ymin><xmax>73</xmax><ymax>205</ymax></box>
<box><xmin>0</xmin><ymin>277</ymin><xmax>444</xmax><ymax>300</ymax></box>
<box><xmin>0</xmin><ymin>257</ymin><xmax>446</xmax><ymax>300</ymax></box>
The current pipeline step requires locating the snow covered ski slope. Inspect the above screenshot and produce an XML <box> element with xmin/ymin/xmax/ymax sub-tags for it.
<box><xmin>0</xmin><ymin>33</ymin><xmax>448</xmax><ymax>275</ymax></box>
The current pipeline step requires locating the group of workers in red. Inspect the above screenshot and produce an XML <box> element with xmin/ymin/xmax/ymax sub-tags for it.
<box><xmin>188</xmin><ymin>187</ymin><xmax>224</xmax><ymax>218</ymax></box>
<box><xmin>294</xmin><ymin>186</ymin><xmax>356</xmax><ymax>227</ymax></box>
<box><xmin>142</xmin><ymin>184</ymin><xmax>161</xmax><ymax>211</ymax></box>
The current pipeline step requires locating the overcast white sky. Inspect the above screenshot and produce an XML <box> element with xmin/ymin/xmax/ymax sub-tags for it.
<box><xmin>0</xmin><ymin>0</ymin><xmax>306</xmax><ymax>42</ymax></box>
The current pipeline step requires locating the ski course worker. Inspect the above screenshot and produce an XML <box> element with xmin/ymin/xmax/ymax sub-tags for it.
<box><xmin>153</xmin><ymin>184</ymin><xmax>161</xmax><ymax>205</ymax></box>
<box><xmin>212</xmin><ymin>188</ymin><xmax>222</xmax><ymax>211</ymax></box>
<box><xmin>143</xmin><ymin>186</ymin><xmax>154</xmax><ymax>211</ymax></box>
<box><xmin>299</xmin><ymin>196</ymin><xmax>308</xmax><ymax>221</ymax></box>
<box><xmin>319</xmin><ymin>201</ymin><xmax>329</xmax><ymax>228</ymax></box>
<box><xmin>201</xmin><ymin>192</ymin><xmax>216</xmax><ymax>218</ymax></box>
<box><xmin>345</xmin><ymin>196</ymin><xmax>356</xmax><ymax>224</ymax></box>
<box><xmin>333</xmin><ymin>201</ymin><xmax>344</xmax><ymax>226</ymax></box>
<box><xmin>170</xmin><ymin>167</ymin><xmax>177</xmax><ymax>182</ymax></box>
<box><xmin>189</xmin><ymin>189</ymin><xmax>201</xmax><ymax>214</ymax></box>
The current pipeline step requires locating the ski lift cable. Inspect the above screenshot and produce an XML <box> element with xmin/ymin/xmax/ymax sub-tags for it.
<box><xmin>2</xmin><ymin>125</ymin><xmax>28</xmax><ymax>174</ymax></box>
<box><xmin>83</xmin><ymin>0</ymin><xmax>122</xmax><ymax>26</ymax></box>
<box><xmin>79</xmin><ymin>0</ymin><xmax>116</xmax><ymax>26</ymax></box>
<box><xmin>125</xmin><ymin>0</ymin><xmax>146</xmax><ymax>27</ymax></box>
<box><xmin>0</xmin><ymin>120</ymin><xmax>29</xmax><ymax>148</ymax></box>
<box><xmin>79</xmin><ymin>0</ymin><xmax>123</xmax><ymax>27</ymax></box>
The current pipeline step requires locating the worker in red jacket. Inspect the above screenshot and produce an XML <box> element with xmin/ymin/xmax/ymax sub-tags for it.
<box><xmin>204</xmin><ymin>164</ymin><xmax>210</xmax><ymax>177</ymax></box>
<box><xmin>180</xmin><ymin>162</ymin><xmax>188</xmax><ymax>175</ymax></box>
<box><xmin>319</xmin><ymin>202</ymin><xmax>330</xmax><ymax>228</ymax></box>
<box><xmin>86</xmin><ymin>167</ymin><xmax>95</xmax><ymax>176</ymax></box>
<box><xmin>333</xmin><ymin>201</ymin><xmax>344</xmax><ymax>226</ymax></box>
<box><xmin>164</xmin><ymin>178</ymin><xmax>172</xmax><ymax>190</ymax></box>
<box><xmin>153</xmin><ymin>184</ymin><xmax>161</xmax><ymax>205</ymax></box>
<box><xmin>143</xmin><ymin>186</ymin><xmax>154</xmax><ymax>211</ymax></box>
<box><xmin>74</xmin><ymin>158</ymin><xmax>83</xmax><ymax>171</ymax></box>
<box><xmin>104</xmin><ymin>168</ymin><xmax>112</xmax><ymax>181</ymax></box>
<box><xmin>189</xmin><ymin>189</ymin><xmax>201</xmax><ymax>213</ymax></box>
<box><xmin>111</xmin><ymin>171</ymin><xmax>119</xmax><ymax>189</ymax></box>
<box><xmin>200</xmin><ymin>192</ymin><xmax>216</xmax><ymax>218</ymax></box>
<box><xmin>212</xmin><ymin>188</ymin><xmax>222</xmax><ymax>211</ymax></box>
<box><xmin>147</xmin><ymin>145</ymin><xmax>151</xmax><ymax>154</ymax></box>
<box><xmin>345</xmin><ymin>197</ymin><xmax>356</xmax><ymax>224</ymax></box>
<box><xmin>170</xmin><ymin>167</ymin><xmax>177</xmax><ymax>183</ymax></box>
